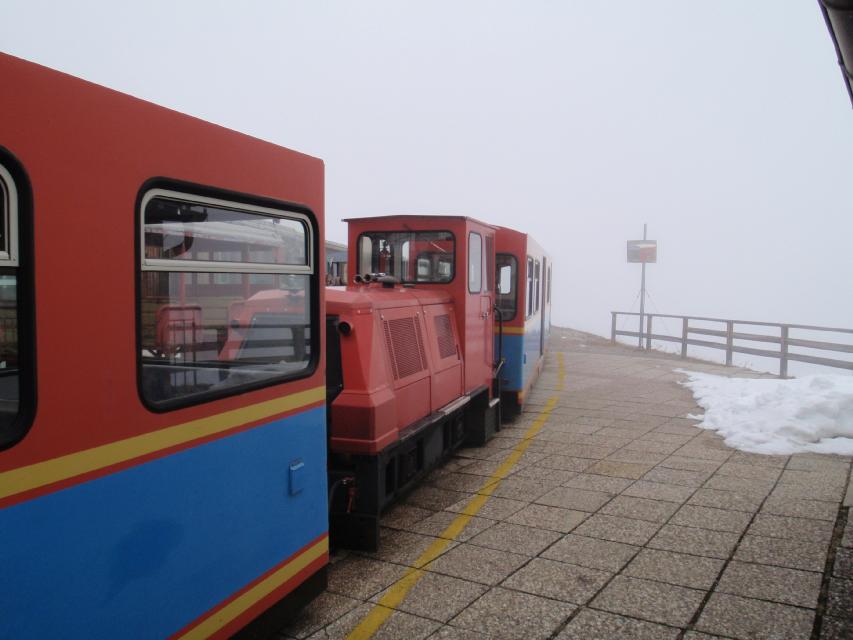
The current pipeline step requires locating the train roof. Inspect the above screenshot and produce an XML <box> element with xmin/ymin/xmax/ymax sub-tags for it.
<box><xmin>495</xmin><ymin>225</ymin><xmax>550</xmax><ymax>258</ymax></box>
<box><xmin>343</xmin><ymin>214</ymin><xmax>497</xmax><ymax>229</ymax></box>
<box><xmin>1</xmin><ymin>52</ymin><xmax>324</xmax><ymax>165</ymax></box>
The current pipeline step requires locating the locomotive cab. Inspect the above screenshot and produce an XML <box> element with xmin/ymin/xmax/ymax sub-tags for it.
<box><xmin>326</xmin><ymin>216</ymin><xmax>501</xmax><ymax>550</ymax></box>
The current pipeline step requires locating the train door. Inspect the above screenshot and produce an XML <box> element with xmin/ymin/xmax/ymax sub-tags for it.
<box><xmin>483</xmin><ymin>232</ymin><xmax>495</xmax><ymax>375</ymax></box>
<box><xmin>466</xmin><ymin>230</ymin><xmax>486</xmax><ymax>392</ymax></box>
<box><xmin>463</xmin><ymin>225</ymin><xmax>496</xmax><ymax>394</ymax></box>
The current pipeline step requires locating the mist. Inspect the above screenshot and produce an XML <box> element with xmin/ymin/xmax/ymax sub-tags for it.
<box><xmin>3</xmin><ymin>0</ymin><xmax>852</xmax><ymax>339</ymax></box>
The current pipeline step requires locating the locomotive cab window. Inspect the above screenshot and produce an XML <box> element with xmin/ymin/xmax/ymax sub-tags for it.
<box><xmin>496</xmin><ymin>254</ymin><xmax>517</xmax><ymax>321</ymax></box>
<box><xmin>139</xmin><ymin>189</ymin><xmax>316</xmax><ymax>409</ymax></box>
<box><xmin>468</xmin><ymin>232</ymin><xmax>482</xmax><ymax>293</ymax></box>
<box><xmin>0</xmin><ymin>161</ymin><xmax>29</xmax><ymax>448</ymax></box>
<box><xmin>357</xmin><ymin>231</ymin><xmax>454</xmax><ymax>283</ymax></box>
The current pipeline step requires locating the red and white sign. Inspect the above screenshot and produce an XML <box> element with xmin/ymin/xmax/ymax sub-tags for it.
<box><xmin>627</xmin><ymin>240</ymin><xmax>657</xmax><ymax>263</ymax></box>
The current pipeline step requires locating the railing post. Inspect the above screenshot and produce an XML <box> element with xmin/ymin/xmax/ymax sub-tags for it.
<box><xmin>681</xmin><ymin>317</ymin><xmax>688</xmax><ymax>358</ymax></box>
<box><xmin>611</xmin><ymin>312</ymin><xmax>617</xmax><ymax>343</ymax></box>
<box><xmin>780</xmin><ymin>325</ymin><xmax>789</xmax><ymax>378</ymax></box>
<box><xmin>646</xmin><ymin>314</ymin><xmax>653</xmax><ymax>350</ymax></box>
<box><xmin>725</xmin><ymin>321</ymin><xmax>733</xmax><ymax>366</ymax></box>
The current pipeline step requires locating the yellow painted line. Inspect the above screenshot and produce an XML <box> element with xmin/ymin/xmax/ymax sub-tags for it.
<box><xmin>0</xmin><ymin>385</ymin><xmax>326</xmax><ymax>501</ymax></box>
<box><xmin>178</xmin><ymin>536</ymin><xmax>329</xmax><ymax>640</ymax></box>
<box><xmin>346</xmin><ymin>353</ymin><xmax>565</xmax><ymax>640</ymax></box>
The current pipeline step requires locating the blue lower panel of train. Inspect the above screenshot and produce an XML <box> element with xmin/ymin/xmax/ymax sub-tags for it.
<box><xmin>500</xmin><ymin>334</ymin><xmax>526</xmax><ymax>391</ymax></box>
<box><xmin>0</xmin><ymin>406</ymin><xmax>327</xmax><ymax>639</ymax></box>
<box><xmin>499</xmin><ymin>327</ymin><xmax>544</xmax><ymax>394</ymax></box>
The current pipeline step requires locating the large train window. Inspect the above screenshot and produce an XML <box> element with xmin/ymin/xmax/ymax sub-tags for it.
<box><xmin>496</xmin><ymin>254</ymin><xmax>517</xmax><ymax>321</ymax></box>
<box><xmin>526</xmin><ymin>257</ymin><xmax>534</xmax><ymax>318</ymax></box>
<box><xmin>138</xmin><ymin>188</ymin><xmax>316</xmax><ymax>410</ymax></box>
<box><xmin>547</xmin><ymin>265</ymin><xmax>552</xmax><ymax>303</ymax></box>
<box><xmin>468</xmin><ymin>232</ymin><xmax>482</xmax><ymax>293</ymax></box>
<box><xmin>0</xmin><ymin>159</ymin><xmax>31</xmax><ymax>449</ymax></box>
<box><xmin>358</xmin><ymin>231</ymin><xmax>454</xmax><ymax>283</ymax></box>
<box><xmin>534</xmin><ymin>260</ymin><xmax>541</xmax><ymax>312</ymax></box>
<box><xmin>484</xmin><ymin>235</ymin><xmax>494</xmax><ymax>293</ymax></box>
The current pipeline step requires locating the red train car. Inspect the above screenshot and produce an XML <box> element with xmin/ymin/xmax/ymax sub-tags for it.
<box><xmin>0</xmin><ymin>54</ymin><xmax>328</xmax><ymax>638</ymax></box>
<box><xmin>326</xmin><ymin>215</ymin><xmax>501</xmax><ymax>549</ymax></box>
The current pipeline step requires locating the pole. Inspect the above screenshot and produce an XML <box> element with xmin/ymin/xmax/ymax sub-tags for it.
<box><xmin>638</xmin><ymin>223</ymin><xmax>646</xmax><ymax>349</ymax></box>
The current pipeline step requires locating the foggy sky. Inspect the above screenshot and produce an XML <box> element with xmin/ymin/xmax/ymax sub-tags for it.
<box><xmin>3</xmin><ymin>1</ymin><xmax>852</xmax><ymax>337</ymax></box>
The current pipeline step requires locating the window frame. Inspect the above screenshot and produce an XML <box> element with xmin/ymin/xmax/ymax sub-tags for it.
<box><xmin>356</xmin><ymin>230</ymin><xmax>456</xmax><ymax>284</ymax></box>
<box><xmin>495</xmin><ymin>253</ymin><xmax>518</xmax><ymax>322</ymax></box>
<box><xmin>136</xmin><ymin>180</ymin><xmax>320</xmax><ymax>413</ymax></box>
<box><xmin>468</xmin><ymin>232</ymin><xmax>483</xmax><ymax>294</ymax></box>
<box><xmin>0</xmin><ymin>150</ymin><xmax>36</xmax><ymax>451</ymax></box>
<box><xmin>139</xmin><ymin>188</ymin><xmax>313</xmax><ymax>274</ymax></box>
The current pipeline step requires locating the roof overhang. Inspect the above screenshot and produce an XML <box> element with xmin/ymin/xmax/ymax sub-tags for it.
<box><xmin>820</xmin><ymin>0</ymin><xmax>853</xmax><ymax>107</ymax></box>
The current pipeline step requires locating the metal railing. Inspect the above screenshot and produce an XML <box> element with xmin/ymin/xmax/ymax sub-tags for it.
<box><xmin>610</xmin><ymin>311</ymin><xmax>853</xmax><ymax>377</ymax></box>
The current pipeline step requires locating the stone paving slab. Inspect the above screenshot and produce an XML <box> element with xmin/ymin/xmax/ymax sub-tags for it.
<box><xmin>695</xmin><ymin>593</ymin><xmax>815</xmax><ymax>639</ymax></box>
<box><xmin>556</xmin><ymin>608</ymin><xmax>680</xmax><ymax>640</ymax></box>
<box><xmin>590</xmin><ymin>575</ymin><xmax>705</xmax><ymax>627</ymax></box>
<box><xmin>622</xmin><ymin>548</ymin><xmax>724</xmax><ymax>590</ymax></box>
<box><xmin>281</xmin><ymin>327</ymin><xmax>853</xmax><ymax>639</ymax></box>
<box><xmin>450</xmin><ymin>587</ymin><xmax>576</xmax><ymax>640</ymax></box>
<box><xmin>368</xmin><ymin>572</ymin><xmax>487</xmax><ymax>623</ymax></box>
<box><xmin>541</xmin><ymin>533</ymin><xmax>639</xmax><ymax>572</ymax></box>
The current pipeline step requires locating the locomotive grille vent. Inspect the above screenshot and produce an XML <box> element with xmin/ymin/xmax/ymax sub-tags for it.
<box><xmin>383</xmin><ymin>320</ymin><xmax>399</xmax><ymax>379</ymax></box>
<box><xmin>414</xmin><ymin>319</ymin><xmax>428</xmax><ymax>369</ymax></box>
<box><xmin>434</xmin><ymin>314</ymin><xmax>457</xmax><ymax>359</ymax></box>
<box><xmin>384</xmin><ymin>317</ymin><xmax>427</xmax><ymax>379</ymax></box>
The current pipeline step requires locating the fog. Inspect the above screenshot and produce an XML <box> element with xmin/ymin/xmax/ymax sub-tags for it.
<box><xmin>4</xmin><ymin>1</ymin><xmax>853</xmax><ymax>343</ymax></box>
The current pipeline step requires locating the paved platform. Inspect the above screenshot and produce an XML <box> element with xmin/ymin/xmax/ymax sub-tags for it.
<box><xmin>281</xmin><ymin>327</ymin><xmax>853</xmax><ymax>640</ymax></box>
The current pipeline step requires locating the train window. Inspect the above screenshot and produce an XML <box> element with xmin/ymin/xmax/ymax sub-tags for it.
<box><xmin>0</xmin><ymin>170</ymin><xmax>18</xmax><ymax>266</ymax></box>
<box><xmin>138</xmin><ymin>188</ymin><xmax>316</xmax><ymax>410</ymax></box>
<box><xmin>417</xmin><ymin>257</ymin><xmax>430</xmax><ymax>278</ymax></box>
<box><xmin>401</xmin><ymin>240</ymin><xmax>411</xmax><ymax>280</ymax></box>
<box><xmin>547</xmin><ymin>265</ymin><xmax>552</xmax><ymax>303</ymax></box>
<box><xmin>358</xmin><ymin>231</ymin><xmax>454</xmax><ymax>283</ymax></box>
<box><xmin>496</xmin><ymin>253</ymin><xmax>517</xmax><ymax>321</ymax></box>
<box><xmin>0</xmin><ymin>160</ymin><xmax>31</xmax><ymax>449</ymax></box>
<box><xmin>526</xmin><ymin>257</ymin><xmax>534</xmax><ymax>318</ymax></box>
<box><xmin>484</xmin><ymin>234</ymin><xmax>494</xmax><ymax>293</ymax></box>
<box><xmin>534</xmin><ymin>260</ymin><xmax>541</xmax><ymax>312</ymax></box>
<box><xmin>468</xmin><ymin>232</ymin><xmax>482</xmax><ymax>293</ymax></box>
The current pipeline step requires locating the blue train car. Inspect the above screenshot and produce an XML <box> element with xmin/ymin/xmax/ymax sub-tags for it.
<box><xmin>494</xmin><ymin>226</ymin><xmax>552</xmax><ymax>413</ymax></box>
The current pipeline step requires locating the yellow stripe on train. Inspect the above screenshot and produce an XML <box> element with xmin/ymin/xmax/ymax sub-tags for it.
<box><xmin>0</xmin><ymin>385</ymin><xmax>326</xmax><ymax>502</ymax></box>
<box><xmin>499</xmin><ymin>326</ymin><xmax>525</xmax><ymax>335</ymax></box>
<box><xmin>179</xmin><ymin>536</ymin><xmax>329</xmax><ymax>640</ymax></box>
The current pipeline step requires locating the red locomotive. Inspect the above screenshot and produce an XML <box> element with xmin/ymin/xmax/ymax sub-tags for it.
<box><xmin>325</xmin><ymin>216</ymin><xmax>503</xmax><ymax>549</ymax></box>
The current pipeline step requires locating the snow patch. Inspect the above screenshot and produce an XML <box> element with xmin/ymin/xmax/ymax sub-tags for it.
<box><xmin>675</xmin><ymin>369</ymin><xmax>853</xmax><ymax>456</ymax></box>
